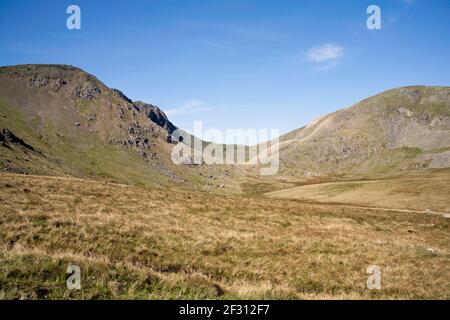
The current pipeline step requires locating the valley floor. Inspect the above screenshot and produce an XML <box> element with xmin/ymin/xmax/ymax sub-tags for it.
<box><xmin>267</xmin><ymin>170</ymin><xmax>450</xmax><ymax>213</ymax></box>
<box><xmin>0</xmin><ymin>172</ymin><xmax>449</xmax><ymax>299</ymax></box>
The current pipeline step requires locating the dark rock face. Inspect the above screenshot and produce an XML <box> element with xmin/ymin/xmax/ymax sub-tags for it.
<box><xmin>133</xmin><ymin>101</ymin><xmax>177</xmax><ymax>134</ymax></box>
<box><xmin>111</xmin><ymin>89</ymin><xmax>133</xmax><ymax>104</ymax></box>
<box><xmin>108</xmin><ymin>121</ymin><xmax>160</xmax><ymax>159</ymax></box>
<box><xmin>0</xmin><ymin>129</ymin><xmax>34</xmax><ymax>151</ymax></box>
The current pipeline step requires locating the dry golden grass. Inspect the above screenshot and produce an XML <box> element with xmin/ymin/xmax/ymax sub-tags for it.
<box><xmin>267</xmin><ymin>171</ymin><xmax>450</xmax><ymax>213</ymax></box>
<box><xmin>0</xmin><ymin>172</ymin><xmax>449</xmax><ymax>299</ymax></box>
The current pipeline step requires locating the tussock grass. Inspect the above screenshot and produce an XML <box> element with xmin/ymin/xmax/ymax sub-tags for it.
<box><xmin>268</xmin><ymin>172</ymin><xmax>450</xmax><ymax>213</ymax></box>
<box><xmin>0</xmin><ymin>173</ymin><xmax>449</xmax><ymax>299</ymax></box>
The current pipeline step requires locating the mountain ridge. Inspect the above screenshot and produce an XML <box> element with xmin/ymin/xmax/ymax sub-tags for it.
<box><xmin>0</xmin><ymin>64</ymin><xmax>202</xmax><ymax>188</ymax></box>
<box><xmin>275</xmin><ymin>85</ymin><xmax>450</xmax><ymax>179</ymax></box>
<box><xmin>1</xmin><ymin>64</ymin><xmax>449</xmax><ymax>190</ymax></box>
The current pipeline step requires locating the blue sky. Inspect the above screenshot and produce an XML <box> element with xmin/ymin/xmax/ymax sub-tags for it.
<box><xmin>1</xmin><ymin>0</ymin><xmax>450</xmax><ymax>142</ymax></box>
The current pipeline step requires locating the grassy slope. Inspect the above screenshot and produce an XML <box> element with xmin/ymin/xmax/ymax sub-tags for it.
<box><xmin>1</xmin><ymin>68</ymin><xmax>449</xmax><ymax>300</ymax></box>
<box><xmin>0</xmin><ymin>65</ymin><xmax>222</xmax><ymax>191</ymax></box>
<box><xmin>0</xmin><ymin>98</ymin><xmax>176</xmax><ymax>189</ymax></box>
<box><xmin>277</xmin><ymin>86</ymin><xmax>450</xmax><ymax>178</ymax></box>
<box><xmin>267</xmin><ymin>169</ymin><xmax>450</xmax><ymax>212</ymax></box>
<box><xmin>0</xmin><ymin>173</ymin><xmax>449</xmax><ymax>299</ymax></box>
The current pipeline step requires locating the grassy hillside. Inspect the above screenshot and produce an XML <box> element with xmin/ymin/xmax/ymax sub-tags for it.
<box><xmin>0</xmin><ymin>97</ymin><xmax>174</xmax><ymax>188</ymax></box>
<box><xmin>277</xmin><ymin>86</ymin><xmax>450</xmax><ymax>179</ymax></box>
<box><xmin>0</xmin><ymin>173</ymin><xmax>449</xmax><ymax>299</ymax></box>
<box><xmin>1</xmin><ymin>65</ymin><xmax>449</xmax><ymax>300</ymax></box>
<box><xmin>1</xmin><ymin>65</ymin><xmax>450</xmax><ymax>188</ymax></box>
<box><xmin>267</xmin><ymin>169</ymin><xmax>450</xmax><ymax>213</ymax></box>
<box><xmin>0</xmin><ymin>65</ymin><xmax>222</xmax><ymax>190</ymax></box>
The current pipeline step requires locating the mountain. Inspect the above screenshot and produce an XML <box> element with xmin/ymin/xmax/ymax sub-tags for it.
<box><xmin>0</xmin><ymin>64</ymin><xmax>215</xmax><ymax>188</ymax></box>
<box><xmin>2</xmin><ymin>65</ymin><xmax>448</xmax><ymax>300</ymax></box>
<box><xmin>1</xmin><ymin>64</ymin><xmax>449</xmax><ymax>190</ymax></box>
<box><xmin>276</xmin><ymin>86</ymin><xmax>450</xmax><ymax>179</ymax></box>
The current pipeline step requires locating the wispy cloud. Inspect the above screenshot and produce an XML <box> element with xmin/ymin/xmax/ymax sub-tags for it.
<box><xmin>165</xmin><ymin>100</ymin><xmax>212</xmax><ymax>116</ymax></box>
<box><xmin>306</xmin><ymin>43</ymin><xmax>344</xmax><ymax>63</ymax></box>
<box><xmin>305</xmin><ymin>43</ymin><xmax>345</xmax><ymax>72</ymax></box>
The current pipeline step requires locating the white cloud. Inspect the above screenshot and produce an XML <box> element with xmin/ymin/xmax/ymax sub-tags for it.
<box><xmin>306</xmin><ymin>43</ymin><xmax>344</xmax><ymax>63</ymax></box>
<box><xmin>165</xmin><ymin>100</ymin><xmax>212</xmax><ymax>116</ymax></box>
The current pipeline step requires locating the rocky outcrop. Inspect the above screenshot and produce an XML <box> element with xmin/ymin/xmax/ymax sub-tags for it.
<box><xmin>134</xmin><ymin>101</ymin><xmax>177</xmax><ymax>134</ymax></box>
<box><xmin>72</xmin><ymin>83</ymin><xmax>101</xmax><ymax>101</ymax></box>
<box><xmin>0</xmin><ymin>129</ymin><xmax>34</xmax><ymax>151</ymax></box>
<box><xmin>111</xmin><ymin>89</ymin><xmax>133</xmax><ymax>104</ymax></box>
<box><xmin>28</xmin><ymin>75</ymin><xmax>67</xmax><ymax>93</ymax></box>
